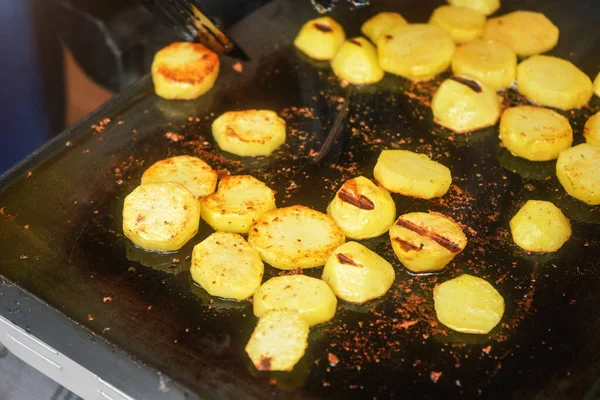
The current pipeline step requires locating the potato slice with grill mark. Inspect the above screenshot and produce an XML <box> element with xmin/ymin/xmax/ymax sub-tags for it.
<box><xmin>584</xmin><ymin>111</ymin><xmax>600</xmax><ymax>146</ymax></box>
<box><xmin>434</xmin><ymin>274</ymin><xmax>504</xmax><ymax>334</ymax></box>
<box><xmin>212</xmin><ymin>110</ymin><xmax>286</xmax><ymax>157</ymax></box>
<box><xmin>499</xmin><ymin>106</ymin><xmax>573</xmax><ymax>161</ymax></box>
<box><xmin>373</xmin><ymin>150</ymin><xmax>452</xmax><ymax>199</ymax></box>
<box><xmin>151</xmin><ymin>42</ymin><xmax>219</xmax><ymax>100</ymax></box>
<box><xmin>361</xmin><ymin>12</ymin><xmax>407</xmax><ymax>44</ymax></box>
<box><xmin>327</xmin><ymin>176</ymin><xmax>395</xmax><ymax>240</ymax></box>
<box><xmin>201</xmin><ymin>175</ymin><xmax>276</xmax><ymax>234</ymax></box>
<box><xmin>294</xmin><ymin>17</ymin><xmax>345</xmax><ymax>61</ymax></box>
<box><xmin>248</xmin><ymin>205</ymin><xmax>345</xmax><ymax>270</ymax></box>
<box><xmin>191</xmin><ymin>232</ymin><xmax>263</xmax><ymax>300</ymax></box>
<box><xmin>448</xmin><ymin>0</ymin><xmax>499</xmax><ymax>16</ymax></box>
<box><xmin>429</xmin><ymin>5</ymin><xmax>486</xmax><ymax>44</ymax></box>
<box><xmin>483</xmin><ymin>11</ymin><xmax>559</xmax><ymax>57</ymax></box>
<box><xmin>322</xmin><ymin>241</ymin><xmax>395</xmax><ymax>304</ymax></box>
<box><xmin>331</xmin><ymin>37</ymin><xmax>384</xmax><ymax>85</ymax></box>
<box><xmin>556</xmin><ymin>143</ymin><xmax>600</xmax><ymax>205</ymax></box>
<box><xmin>389</xmin><ymin>212</ymin><xmax>467</xmax><ymax>273</ymax></box>
<box><xmin>245</xmin><ymin>310</ymin><xmax>309</xmax><ymax>372</ymax></box>
<box><xmin>123</xmin><ymin>183</ymin><xmax>200</xmax><ymax>252</ymax></box>
<box><xmin>510</xmin><ymin>200</ymin><xmax>571</xmax><ymax>253</ymax></box>
<box><xmin>253</xmin><ymin>275</ymin><xmax>337</xmax><ymax>327</ymax></box>
<box><xmin>141</xmin><ymin>155</ymin><xmax>217</xmax><ymax>199</ymax></box>
<box><xmin>517</xmin><ymin>56</ymin><xmax>592</xmax><ymax>110</ymax></box>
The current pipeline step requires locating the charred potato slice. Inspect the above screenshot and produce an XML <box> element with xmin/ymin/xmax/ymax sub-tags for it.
<box><xmin>517</xmin><ymin>56</ymin><xmax>592</xmax><ymax>111</ymax></box>
<box><xmin>327</xmin><ymin>176</ymin><xmax>396</xmax><ymax>240</ymax></box>
<box><xmin>373</xmin><ymin>150</ymin><xmax>452</xmax><ymax>199</ymax></box>
<box><xmin>451</xmin><ymin>39</ymin><xmax>517</xmax><ymax>90</ymax></box>
<box><xmin>556</xmin><ymin>144</ymin><xmax>600</xmax><ymax>205</ymax></box>
<box><xmin>151</xmin><ymin>42</ymin><xmax>219</xmax><ymax>100</ymax></box>
<box><xmin>294</xmin><ymin>17</ymin><xmax>345</xmax><ymax>61</ymax></box>
<box><xmin>253</xmin><ymin>275</ymin><xmax>337</xmax><ymax>327</ymax></box>
<box><xmin>434</xmin><ymin>274</ymin><xmax>504</xmax><ymax>334</ymax></box>
<box><xmin>123</xmin><ymin>183</ymin><xmax>201</xmax><ymax>252</ymax></box>
<box><xmin>212</xmin><ymin>110</ymin><xmax>286</xmax><ymax>157</ymax></box>
<box><xmin>331</xmin><ymin>37</ymin><xmax>384</xmax><ymax>85</ymax></box>
<box><xmin>510</xmin><ymin>200</ymin><xmax>571</xmax><ymax>253</ymax></box>
<box><xmin>377</xmin><ymin>24</ymin><xmax>455</xmax><ymax>81</ymax></box>
<box><xmin>429</xmin><ymin>6</ymin><xmax>486</xmax><ymax>44</ymax></box>
<box><xmin>448</xmin><ymin>0</ymin><xmax>499</xmax><ymax>16</ymax></box>
<box><xmin>245</xmin><ymin>310</ymin><xmax>309</xmax><ymax>371</ymax></box>
<box><xmin>361</xmin><ymin>12</ymin><xmax>407</xmax><ymax>43</ymax></box>
<box><xmin>322</xmin><ymin>241</ymin><xmax>395</xmax><ymax>304</ymax></box>
<box><xmin>248</xmin><ymin>205</ymin><xmax>345</xmax><ymax>270</ymax></box>
<box><xmin>584</xmin><ymin>111</ymin><xmax>600</xmax><ymax>146</ymax></box>
<box><xmin>499</xmin><ymin>106</ymin><xmax>573</xmax><ymax>161</ymax></box>
<box><xmin>432</xmin><ymin>75</ymin><xmax>501</xmax><ymax>133</ymax></box>
<box><xmin>389</xmin><ymin>212</ymin><xmax>467</xmax><ymax>273</ymax></box>
<box><xmin>483</xmin><ymin>11</ymin><xmax>559</xmax><ymax>56</ymax></box>
<box><xmin>141</xmin><ymin>155</ymin><xmax>217</xmax><ymax>199</ymax></box>
<box><xmin>191</xmin><ymin>232</ymin><xmax>264</xmax><ymax>300</ymax></box>
<box><xmin>201</xmin><ymin>175</ymin><xmax>276</xmax><ymax>234</ymax></box>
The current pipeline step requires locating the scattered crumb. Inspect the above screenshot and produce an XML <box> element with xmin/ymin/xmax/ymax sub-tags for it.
<box><xmin>482</xmin><ymin>345</ymin><xmax>492</xmax><ymax>354</ymax></box>
<box><xmin>103</xmin><ymin>296</ymin><xmax>112</xmax><ymax>303</ymax></box>
<box><xmin>147</xmin><ymin>305</ymin><xmax>153</xmax><ymax>310</ymax></box>
<box><xmin>26</xmin><ymin>172</ymin><xmax>32</xmax><ymax>178</ymax></box>
<box><xmin>328</xmin><ymin>352</ymin><xmax>340</xmax><ymax>367</ymax></box>
<box><xmin>88</xmin><ymin>314</ymin><xmax>94</xmax><ymax>321</ymax></box>
<box><xmin>232</xmin><ymin>62</ymin><xmax>243</xmax><ymax>73</ymax></box>
<box><xmin>24</xmin><ymin>225</ymin><xmax>30</xmax><ymax>230</ymax></box>
<box><xmin>165</xmin><ymin>132</ymin><xmax>184</xmax><ymax>142</ymax></box>
<box><xmin>430</xmin><ymin>371</ymin><xmax>442</xmax><ymax>383</ymax></box>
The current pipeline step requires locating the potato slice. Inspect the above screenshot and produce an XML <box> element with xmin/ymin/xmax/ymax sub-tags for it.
<box><xmin>327</xmin><ymin>176</ymin><xmax>396</xmax><ymax>240</ymax></box>
<box><xmin>374</xmin><ymin>150</ymin><xmax>451</xmax><ymax>199</ymax></box>
<box><xmin>448</xmin><ymin>0</ymin><xmax>499</xmax><ymax>16</ymax></box>
<box><xmin>201</xmin><ymin>175</ymin><xmax>276</xmax><ymax>234</ymax></box>
<box><xmin>123</xmin><ymin>183</ymin><xmax>200</xmax><ymax>252</ymax></box>
<box><xmin>510</xmin><ymin>200</ymin><xmax>571</xmax><ymax>253</ymax></box>
<box><xmin>483</xmin><ymin>11</ymin><xmax>559</xmax><ymax>56</ymax></box>
<box><xmin>253</xmin><ymin>275</ymin><xmax>337</xmax><ymax>327</ymax></box>
<box><xmin>248</xmin><ymin>205</ymin><xmax>345</xmax><ymax>270</ymax></box>
<box><xmin>499</xmin><ymin>106</ymin><xmax>573</xmax><ymax>161</ymax></box>
<box><xmin>517</xmin><ymin>56</ymin><xmax>593</xmax><ymax>111</ymax></box>
<box><xmin>584</xmin><ymin>111</ymin><xmax>600</xmax><ymax>146</ymax></box>
<box><xmin>434</xmin><ymin>274</ymin><xmax>504</xmax><ymax>334</ymax></box>
<box><xmin>556</xmin><ymin>144</ymin><xmax>600</xmax><ymax>205</ymax></box>
<box><xmin>151</xmin><ymin>42</ymin><xmax>219</xmax><ymax>100</ymax></box>
<box><xmin>429</xmin><ymin>6</ymin><xmax>486</xmax><ymax>44</ymax></box>
<box><xmin>322</xmin><ymin>241</ymin><xmax>395</xmax><ymax>304</ymax></box>
<box><xmin>361</xmin><ymin>12</ymin><xmax>407</xmax><ymax>43</ymax></box>
<box><xmin>451</xmin><ymin>39</ymin><xmax>517</xmax><ymax>90</ymax></box>
<box><xmin>432</xmin><ymin>75</ymin><xmax>501</xmax><ymax>133</ymax></box>
<box><xmin>377</xmin><ymin>24</ymin><xmax>455</xmax><ymax>81</ymax></box>
<box><xmin>191</xmin><ymin>232</ymin><xmax>264</xmax><ymax>300</ymax></box>
<box><xmin>331</xmin><ymin>37</ymin><xmax>384</xmax><ymax>85</ymax></box>
<box><xmin>245</xmin><ymin>310</ymin><xmax>309</xmax><ymax>372</ymax></box>
<box><xmin>141</xmin><ymin>155</ymin><xmax>217</xmax><ymax>199</ymax></box>
<box><xmin>594</xmin><ymin>73</ymin><xmax>600</xmax><ymax>97</ymax></box>
<box><xmin>294</xmin><ymin>17</ymin><xmax>345</xmax><ymax>61</ymax></box>
<box><xmin>389</xmin><ymin>212</ymin><xmax>467</xmax><ymax>273</ymax></box>
<box><xmin>212</xmin><ymin>110</ymin><xmax>286</xmax><ymax>157</ymax></box>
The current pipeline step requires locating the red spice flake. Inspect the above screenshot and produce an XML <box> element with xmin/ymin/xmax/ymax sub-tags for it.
<box><xmin>164</xmin><ymin>132</ymin><xmax>184</xmax><ymax>142</ymax></box>
<box><xmin>87</xmin><ymin>314</ymin><xmax>94</xmax><ymax>321</ymax></box>
<box><xmin>116</xmin><ymin>179</ymin><xmax>123</xmax><ymax>185</ymax></box>
<box><xmin>482</xmin><ymin>345</ymin><xmax>492</xmax><ymax>354</ymax></box>
<box><xmin>393</xmin><ymin>320</ymin><xmax>418</xmax><ymax>330</ymax></box>
<box><xmin>232</xmin><ymin>62</ymin><xmax>243</xmax><ymax>73</ymax></box>
<box><xmin>258</xmin><ymin>356</ymin><xmax>272</xmax><ymax>371</ymax></box>
<box><xmin>147</xmin><ymin>305</ymin><xmax>153</xmax><ymax>310</ymax></box>
<box><xmin>278</xmin><ymin>268</ymin><xmax>303</xmax><ymax>276</ymax></box>
<box><xmin>569</xmin><ymin>299</ymin><xmax>577</xmax><ymax>305</ymax></box>
<box><xmin>26</xmin><ymin>172</ymin><xmax>32</xmax><ymax>178</ymax></box>
<box><xmin>269</xmin><ymin>378</ymin><xmax>278</xmax><ymax>385</ymax></box>
<box><xmin>24</xmin><ymin>225</ymin><xmax>30</xmax><ymax>230</ymax></box>
<box><xmin>430</xmin><ymin>371</ymin><xmax>442</xmax><ymax>383</ymax></box>
<box><xmin>327</xmin><ymin>352</ymin><xmax>340</xmax><ymax>366</ymax></box>
<box><xmin>340</xmin><ymin>80</ymin><xmax>349</xmax><ymax>88</ymax></box>
<box><xmin>467</xmin><ymin>227</ymin><xmax>478</xmax><ymax>236</ymax></box>
<box><xmin>322</xmin><ymin>381</ymin><xmax>330</xmax><ymax>387</ymax></box>
<box><xmin>172</xmin><ymin>258</ymin><xmax>180</xmax><ymax>263</ymax></box>
<box><xmin>103</xmin><ymin>296</ymin><xmax>112</xmax><ymax>303</ymax></box>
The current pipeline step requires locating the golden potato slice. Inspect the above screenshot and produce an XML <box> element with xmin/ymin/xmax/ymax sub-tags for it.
<box><xmin>361</xmin><ymin>12</ymin><xmax>407</xmax><ymax>43</ymax></box>
<box><xmin>253</xmin><ymin>275</ymin><xmax>337</xmax><ymax>327</ymax></box>
<box><xmin>594</xmin><ymin>73</ymin><xmax>600</xmax><ymax>97</ymax></box>
<box><xmin>322</xmin><ymin>241</ymin><xmax>395</xmax><ymax>304</ymax></box>
<box><xmin>294</xmin><ymin>17</ymin><xmax>345</xmax><ymax>60</ymax></box>
<box><xmin>451</xmin><ymin>39</ymin><xmax>517</xmax><ymax>90</ymax></box>
<box><xmin>517</xmin><ymin>56</ymin><xmax>593</xmax><ymax>110</ymax></box>
<box><xmin>448</xmin><ymin>0</ymin><xmax>499</xmax><ymax>16</ymax></box>
<box><xmin>200</xmin><ymin>175</ymin><xmax>276</xmax><ymax>234</ymax></box>
<box><xmin>432</xmin><ymin>75</ymin><xmax>501</xmax><ymax>133</ymax></box>
<box><xmin>331</xmin><ymin>37</ymin><xmax>384</xmax><ymax>85</ymax></box>
<box><xmin>191</xmin><ymin>232</ymin><xmax>264</xmax><ymax>300</ymax></box>
<box><xmin>389</xmin><ymin>212</ymin><xmax>467</xmax><ymax>273</ymax></box>
<box><xmin>141</xmin><ymin>155</ymin><xmax>217</xmax><ymax>199</ymax></box>
<box><xmin>483</xmin><ymin>11</ymin><xmax>559</xmax><ymax>56</ymax></box>
<box><xmin>429</xmin><ymin>6</ymin><xmax>486</xmax><ymax>44</ymax></box>
<box><xmin>434</xmin><ymin>274</ymin><xmax>504</xmax><ymax>334</ymax></box>
<box><xmin>151</xmin><ymin>42</ymin><xmax>219</xmax><ymax>100</ymax></box>
<box><xmin>212</xmin><ymin>110</ymin><xmax>286</xmax><ymax>157</ymax></box>
<box><xmin>499</xmin><ymin>106</ymin><xmax>573</xmax><ymax>161</ymax></box>
<box><xmin>245</xmin><ymin>310</ymin><xmax>309</xmax><ymax>372</ymax></box>
<box><xmin>556</xmin><ymin>144</ymin><xmax>600</xmax><ymax>205</ymax></box>
<box><xmin>248</xmin><ymin>205</ymin><xmax>345</xmax><ymax>270</ymax></box>
<box><xmin>509</xmin><ymin>200</ymin><xmax>571</xmax><ymax>253</ymax></box>
<box><xmin>584</xmin><ymin>111</ymin><xmax>600</xmax><ymax>146</ymax></box>
<box><xmin>377</xmin><ymin>24</ymin><xmax>455</xmax><ymax>81</ymax></box>
<box><xmin>123</xmin><ymin>183</ymin><xmax>200</xmax><ymax>252</ymax></box>
<box><xmin>326</xmin><ymin>176</ymin><xmax>396</xmax><ymax>240</ymax></box>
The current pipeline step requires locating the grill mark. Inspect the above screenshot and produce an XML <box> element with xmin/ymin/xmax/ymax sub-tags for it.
<box><xmin>314</xmin><ymin>23</ymin><xmax>333</xmax><ymax>32</ymax></box>
<box><xmin>450</xmin><ymin>76</ymin><xmax>482</xmax><ymax>93</ymax></box>
<box><xmin>395</xmin><ymin>218</ymin><xmax>461</xmax><ymax>253</ymax></box>
<box><xmin>393</xmin><ymin>237</ymin><xmax>422</xmax><ymax>252</ymax></box>
<box><xmin>348</xmin><ymin>39</ymin><xmax>362</xmax><ymax>46</ymax></box>
<box><xmin>337</xmin><ymin>253</ymin><xmax>359</xmax><ymax>266</ymax></box>
<box><xmin>258</xmin><ymin>356</ymin><xmax>272</xmax><ymax>371</ymax></box>
<box><xmin>338</xmin><ymin>180</ymin><xmax>375</xmax><ymax>210</ymax></box>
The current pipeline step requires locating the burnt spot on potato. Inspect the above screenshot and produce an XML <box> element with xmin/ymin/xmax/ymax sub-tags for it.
<box><xmin>348</xmin><ymin>39</ymin><xmax>362</xmax><ymax>46</ymax></box>
<box><xmin>314</xmin><ymin>23</ymin><xmax>333</xmax><ymax>32</ymax></box>
<box><xmin>395</xmin><ymin>218</ymin><xmax>462</xmax><ymax>253</ymax></box>
<box><xmin>393</xmin><ymin>237</ymin><xmax>422</xmax><ymax>252</ymax></box>
<box><xmin>450</xmin><ymin>76</ymin><xmax>482</xmax><ymax>93</ymax></box>
<box><xmin>258</xmin><ymin>356</ymin><xmax>272</xmax><ymax>371</ymax></box>
<box><xmin>338</xmin><ymin>180</ymin><xmax>375</xmax><ymax>210</ymax></box>
<box><xmin>337</xmin><ymin>253</ymin><xmax>360</xmax><ymax>266</ymax></box>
